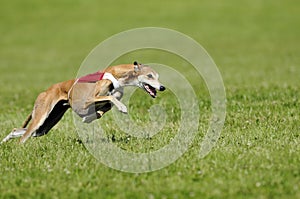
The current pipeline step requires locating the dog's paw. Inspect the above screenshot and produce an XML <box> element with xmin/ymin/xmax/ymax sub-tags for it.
<box><xmin>82</xmin><ymin>116</ymin><xmax>93</xmax><ymax>123</ymax></box>
<box><xmin>117</xmin><ymin>103</ymin><xmax>128</xmax><ymax>114</ymax></box>
<box><xmin>82</xmin><ymin>111</ymin><xmax>103</xmax><ymax>123</ymax></box>
<box><xmin>82</xmin><ymin>114</ymin><xmax>97</xmax><ymax>123</ymax></box>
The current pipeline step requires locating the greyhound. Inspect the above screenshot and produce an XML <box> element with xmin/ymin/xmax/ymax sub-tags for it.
<box><xmin>1</xmin><ymin>61</ymin><xmax>165</xmax><ymax>144</ymax></box>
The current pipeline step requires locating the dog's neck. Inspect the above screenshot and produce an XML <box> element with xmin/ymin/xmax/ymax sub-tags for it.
<box><xmin>104</xmin><ymin>64</ymin><xmax>140</xmax><ymax>88</ymax></box>
<box><xmin>102</xmin><ymin>73</ymin><xmax>120</xmax><ymax>89</ymax></box>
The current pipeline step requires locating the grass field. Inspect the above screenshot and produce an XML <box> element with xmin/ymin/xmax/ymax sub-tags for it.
<box><xmin>0</xmin><ymin>0</ymin><xmax>299</xmax><ymax>198</ymax></box>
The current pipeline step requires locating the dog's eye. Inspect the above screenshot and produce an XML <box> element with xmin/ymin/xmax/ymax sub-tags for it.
<box><xmin>147</xmin><ymin>74</ymin><xmax>153</xmax><ymax>78</ymax></box>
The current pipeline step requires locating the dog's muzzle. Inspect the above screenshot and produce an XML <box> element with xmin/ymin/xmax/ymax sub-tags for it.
<box><xmin>142</xmin><ymin>84</ymin><xmax>166</xmax><ymax>98</ymax></box>
<box><xmin>159</xmin><ymin>85</ymin><xmax>166</xmax><ymax>91</ymax></box>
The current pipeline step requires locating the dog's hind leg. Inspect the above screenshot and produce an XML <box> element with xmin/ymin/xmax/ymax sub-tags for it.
<box><xmin>82</xmin><ymin>111</ymin><xmax>103</xmax><ymax>123</ymax></box>
<box><xmin>19</xmin><ymin>92</ymin><xmax>56</xmax><ymax>144</ymax></box>
<box><xmin>2</xmin><ymin>80</ymin><xmax>72</xmax><ymax>144</ymax></box>
<box><xmin>0</xmin><ymin>113</ymin><xmax>32</xmax><ymax>144</ymax></box>
<box><xmin>19</xmin><ymin>92</ymin><xmax>70</xmax><ymax>143</ymax></box>
<box><xmin>1</xmin><ymin>128</ymin><xmax>27</xmax><ymax>144</ymax></box>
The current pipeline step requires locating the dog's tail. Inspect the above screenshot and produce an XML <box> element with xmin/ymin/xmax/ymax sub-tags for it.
<box><xmin>22</xmin><ymin>113</ymin><xmax>32</xmax><ymax>128</ymax></box>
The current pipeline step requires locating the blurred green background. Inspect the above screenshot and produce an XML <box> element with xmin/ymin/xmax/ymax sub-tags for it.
<box><xmin>1</xmin><ymin>0</ymin><xmax>298</xmax><ymax>87</ymax></box>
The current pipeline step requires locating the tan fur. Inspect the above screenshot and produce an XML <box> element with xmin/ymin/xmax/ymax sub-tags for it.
<box><xmin>2</xmin><ymin>63</ymin><xmax>165</xmax><ymax>144</ymax></box>
<box><xmin>19</xmin><ymin>79</ymin><xmax>75</xmax><ymax>143</ymax></box>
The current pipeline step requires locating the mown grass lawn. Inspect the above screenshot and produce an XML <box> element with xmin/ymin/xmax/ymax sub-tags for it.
<box><xmin>0</xmin><ymin>0</ymin><xmax>299</xmax><ymax>198</ymax></box>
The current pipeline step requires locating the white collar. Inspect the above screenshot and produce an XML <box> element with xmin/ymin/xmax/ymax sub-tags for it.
<box><xmin>102</xmin><ymin>72</ymin><xmax>120</xmax><ymax>89</ymax></box>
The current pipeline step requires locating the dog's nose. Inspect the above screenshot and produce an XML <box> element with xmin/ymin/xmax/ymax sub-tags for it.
<box><xmin>159</xmin><ymin>85</ymin><xmax>166</xmax><ymax>91</ymax></box>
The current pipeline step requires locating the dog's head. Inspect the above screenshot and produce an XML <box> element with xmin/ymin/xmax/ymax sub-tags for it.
<box><xmin>133</xmin><ymin>61</ymin><xmax>165</xmax><ymax>98</ymax></box>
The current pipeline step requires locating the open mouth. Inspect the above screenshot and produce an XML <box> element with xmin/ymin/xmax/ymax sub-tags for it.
<box><xmin>143</xmin><ymin>83</ymin><xmax>157</xmax><ymax>98</ymax></box>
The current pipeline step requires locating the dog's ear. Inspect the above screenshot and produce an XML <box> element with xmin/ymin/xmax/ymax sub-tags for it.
<box><xmin>134</xmin><ymin>61</ymin><xmax>140</xmax><ymax>72</ymax></box>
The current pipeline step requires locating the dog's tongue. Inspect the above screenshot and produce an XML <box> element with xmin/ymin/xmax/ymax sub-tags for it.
<box><xmin>145</xmin><ymin>84</ymin><xmax>156</xmax><ymax>98</ymax></box>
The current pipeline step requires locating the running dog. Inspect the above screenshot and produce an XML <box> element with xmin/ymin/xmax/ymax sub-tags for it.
<box><xmin>1</xmin><ymin>61</ymin><xmax>165</xmax><ymax>144</ymax></box>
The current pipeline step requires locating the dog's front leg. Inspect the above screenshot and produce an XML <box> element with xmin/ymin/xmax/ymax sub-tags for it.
<box><xmin>111</xmin><ymin>88</ymin><xmax>124</xmax><ymax>100</ymax></box>
<box><xmin>84</xmin><ymin>95</ymin><xmax>127</xmax><ymax>114</ymax></box>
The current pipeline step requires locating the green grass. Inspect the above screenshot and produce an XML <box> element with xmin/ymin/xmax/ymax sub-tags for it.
<box><xmin>0</xmin><ymin>0</ymin><xmax>299</xmax><ymax>198</ymax></box>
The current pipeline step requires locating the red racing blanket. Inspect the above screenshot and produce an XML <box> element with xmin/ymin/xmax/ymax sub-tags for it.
<box><xmin>77</xmin><ymin>71</ymin><xmax>105</xmax><ymax>83</ymax></box>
